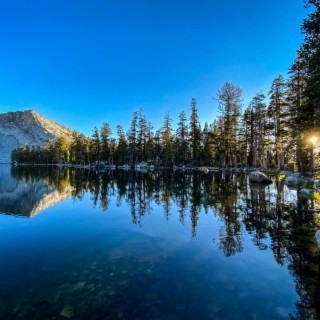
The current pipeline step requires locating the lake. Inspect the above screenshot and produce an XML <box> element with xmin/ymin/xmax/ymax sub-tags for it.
<box><xmin>0</xmin><ymin>165</ymin><xmax>319</xmax><ymax>319</ymax></box>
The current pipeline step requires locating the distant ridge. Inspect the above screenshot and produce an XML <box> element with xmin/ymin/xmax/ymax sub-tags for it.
<box><xmin>0</xmin><ymin>110</ymin><xmax>74</xmax><ymax>163</ymax></box>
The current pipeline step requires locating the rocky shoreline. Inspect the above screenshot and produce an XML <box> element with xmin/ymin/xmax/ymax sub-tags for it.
<box><xmin>10</xmin><ymin>163</ymin><xmax>319</xmax><ymax>188</ymax></box>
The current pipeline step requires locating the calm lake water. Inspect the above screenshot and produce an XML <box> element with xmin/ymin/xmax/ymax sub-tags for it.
<box><xmin>0</xmin><ymin>165</ymin><xmax>319</xmax><ymax>320</ymax></box>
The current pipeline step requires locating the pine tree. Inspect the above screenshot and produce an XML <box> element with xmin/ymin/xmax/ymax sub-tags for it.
<box><xmin>161</xmin><ymin>112</ymin><xmax>173</xmax><ymax>166</ymax></box>
<box><xmin>54</xmin><ymin>137</ymin><xmax>69</xmax><ymax>163</ymax></box>
<box><xmin>109</xmin><ymin>138</ymin><xmax>116</xmax><ymax>165</ymax></box>
<box><xmin>299</xmin><ymin>0</ymin><xmax>320</xmax><ymax>131</ymax></box>
<box><xmin>100</xmin><ymin>122</ymin><xmax>112</xmax><ymax>163</ymax></box>
<box><xmin>175</xmin><ymin>110</ymin><xmax>189</xmax><ymax>165</ymax></box>
<box><xmin>91</xmin><ymin>126</ymin><xmax>101</xmax><ymax>164</ymax></box>
<box><xmin>24</xmin><ymin>145</ymin><xmax>31</xmax><ymax>163</ymax></box>
<box><xmin>288</xmin><ymin>55</ymin><xmax>307</xmax><ymax>171</ymax></box>
<box><xmin>201</xmin><ymin>122</ymin><xmax>214</xmax><ymax>165</ymax></box>
<box><xmin>30</xmin><ymin>144</ymin><xmax>37</xmax><ymax>164</ymax></box>
<box><xmin>215</xmin><ymin>83</ymin><xmax>242</xmax><ymax>167</ymax></box>
<box><xmin>288</xmin><ymin>0</ymin><xmax>320</xmax><ymax>172</ymax></box>
<box><xmin>154</xmin><ymin>129</ymin><xmax>162</xmax><ymax>164</ymax></box>
<box><xmin>240</xmin><ymin>107</ymin><xmax>252</xmax><ymax>167</ymax></box>
<box><xmin>268</xmin><ymin>75</ymin><xmax>289</xmax><ymax>169</ymax></box>
<box><xmin>71</xmin><ymin>132</ymin><xmax>90</xmax><ymax>165</ymax></box>
<box><xmin>189</xmin><ymin>98</ymin><xmax>201</xmax><ymax>163</ymax></box>
<box><xmin>129</xmin><ymin>111</ymin><xmax>139</xmax><ymax>166</ymax></box>
<box><xmin>145</xmin><ymin>122</ymin><xmax>154</xmax><ymax>163</ymax></box>
<box><xmin>249</xmin><ymin>93</ymin><xmax>268</xmax><ymax>168</ymax></box>
<box><xmin>210</xmin><ymin>119</ymin><xmax>223</xmax><ymax>165</ymax></box>
<box><xmin>115</xmin><ymin>125</ymin><xmax>129</xmax><ymax>165</ymax></box>
<box><xmin>136</xmin><ymin>109</ymin><xmax>148</xmax><ymax>163</ymax></box>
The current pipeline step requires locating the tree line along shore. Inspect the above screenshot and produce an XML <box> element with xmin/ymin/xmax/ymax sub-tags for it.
<box><xmin>11</xmin><ymin>1</ymin><xmax>320</xmax><ymax>175</ymax></box>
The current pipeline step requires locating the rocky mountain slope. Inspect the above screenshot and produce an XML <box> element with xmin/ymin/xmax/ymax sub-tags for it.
<box><xmin>0</xmin><ymin>110</ymin><xmax>74</xmax><ymax>163</ymax></box>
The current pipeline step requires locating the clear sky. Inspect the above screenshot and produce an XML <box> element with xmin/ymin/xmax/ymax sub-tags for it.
<box><xmin>0</xmin><ymin>0</ymin><xmax>308</xmax><ymax>136</ymax></box>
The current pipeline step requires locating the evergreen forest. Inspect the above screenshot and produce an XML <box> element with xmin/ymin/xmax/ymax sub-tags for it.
<box><xmin>12</xmin><ymin>0</ymin><xmax>320</xmax><ymax>173</ymax></box>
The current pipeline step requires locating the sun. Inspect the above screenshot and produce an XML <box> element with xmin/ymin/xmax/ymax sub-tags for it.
<box><xmin>310</xmin><ymin>136</ymin><xmax>318</xmax><ymax>144</ymax></box>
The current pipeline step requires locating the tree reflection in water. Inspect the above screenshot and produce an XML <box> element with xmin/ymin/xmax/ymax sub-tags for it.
<box><xmin>8</xmin><ymin>166</ymin><xmax>320</xmax><ymax>319</ymax></box>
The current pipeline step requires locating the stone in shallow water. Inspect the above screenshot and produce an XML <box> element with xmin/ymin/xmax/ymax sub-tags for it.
<box><xmin>249</xmin><ymin>171</ymin><xmax>272</xmax><ymax>184</ymax></box>
<box><xmin>285</xmin><ymin>173</ymin><xmax>300</xmax><ymax>186</ymax></box>
<box><xmin>71</xmin><ymin>281</ymin><xmax>86</xmax><ymax>291</ymax></box>
<box><xmin>59</xmin><ymin>304</ymin><xmax>74</xmax><ymax>318</ymax></box>
<box><xmin>299</xmin><ymin>188</ymin><xmax>313</xmax><ymax>196</ymax></box>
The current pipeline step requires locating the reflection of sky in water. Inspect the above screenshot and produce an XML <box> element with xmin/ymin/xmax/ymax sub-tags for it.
<box><xmin>0</xmin><ymin>166</ymin><xmax>319</xmax><ymax>319</ymax></box>
<box><xmin>282</xmin><ymin>185</ymin><xmax>297</xmax><ymax>207</ymax></box>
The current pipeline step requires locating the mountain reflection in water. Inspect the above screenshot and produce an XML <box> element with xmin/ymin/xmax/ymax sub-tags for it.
<box><xmin>0</xmin><ymin>165</ymin><xmax>319</xmax><ymax>320</ymax></box>
<box><xmin>0</xmin><ymin>166</ymin><xmax>74</xmax><ymax>217</ymax></box>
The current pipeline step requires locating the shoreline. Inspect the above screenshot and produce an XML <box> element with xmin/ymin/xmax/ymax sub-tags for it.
<box><xmin>8</xmin><ymin>163</ymin><xmax>279</xmax><ymax>173</ymax></box>
<box><xmin>8</xmin><ymin>163</ymin><xmax>320</xmax><ymax>192</ymax></box>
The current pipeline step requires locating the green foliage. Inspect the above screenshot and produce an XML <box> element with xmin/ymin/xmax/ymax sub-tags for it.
<box><xmin>268</xmin><ymin>75</ymin><xmax>289</xmax><ymax>170</ymax></box>
<box><xmin>189</xmin><ymin>98</ymin><xmax>201</xmax><ymax>162</ymax></box>
<box><xmin>215</xmin><ymin>82</ymin><xmax>242</xmax><ymax>167</ymax></box>
<box><xmin>175</xmin><ymin>110</ymin><xmax>189</xmax><ymax>164</ymax></box>
<box><xmin>100</xmin><ymin>122</ymin><xmax>112</xmax><ymax>162</ymax></box>
<box><xmin>161</xmin><ymin>112</ymin><xmax>174</xmax><ymax>166</ymax></box>
<box><xmin>312</xmin><ymin>191</ymin><xmax>320</xmax><ymax>203</ymax></box>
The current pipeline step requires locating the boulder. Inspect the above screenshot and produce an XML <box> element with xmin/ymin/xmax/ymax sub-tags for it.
<box><xmin>303</xmin><ymin>171</ymin><xmax>313</xmax><ymax>177</ymax></box>
<box><xmin>299</xmin><ymin>188</ymin><xmax>313</xmax><ymax>196</ymax></box>
<box><xmin>285</xmin><ymin>173</ymin><xmax>301</xmax><ymax>186</ymax></box>
<box><xmin>316</xmin><ymin>231</ymin><xmax>320</xmax><ymax>249</ymax></box>
<box><xmin>248</xmin><ymin>171</ymin><xmax>272</xmax><ymax>184</ymax></box>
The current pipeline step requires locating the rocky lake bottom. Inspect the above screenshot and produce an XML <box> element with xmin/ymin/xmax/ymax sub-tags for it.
<box><xmin>0</xmin><ymin>166</ymin><xmax>319</xmax><ymax>319</ymax></box>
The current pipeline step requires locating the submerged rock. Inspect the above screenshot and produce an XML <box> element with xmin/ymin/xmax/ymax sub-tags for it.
<box><xmin>248</xmin><ymin>171</ymin><xmax>272</xmax><ymax>184</ymax></box>
<box><xmin>299</xmin><ymin>188</ymin><xmax>313</xmax><ymax>196</ymax></box>
<box><xmin>70</xmin><ymin>281</ymin><xmax>86</xmax><ymax>291</ymax></box>
<box><xmin>59</xmin><ymin>305</ymin><xmax>74</xmax><ymax>318</ymax></box>
<box><xmin>280</xmin><ymin>170</ymin><xmax>292</xmax><ymax>176</ymax></box>
<box><xmin>303</xmin><ymin>171</ymin><xmax>313</xmax><ymax>177</ymax></box>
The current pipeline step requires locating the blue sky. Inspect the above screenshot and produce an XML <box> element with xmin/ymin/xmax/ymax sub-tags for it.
<box><xmin>0</xmin><ymin>0</ymin><xmax>308</xmax><ymax>136</ymax></box>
